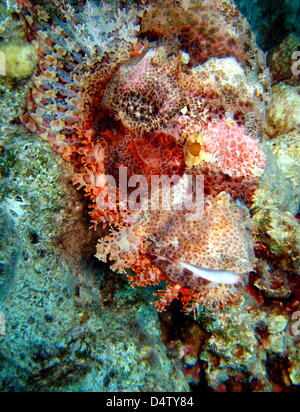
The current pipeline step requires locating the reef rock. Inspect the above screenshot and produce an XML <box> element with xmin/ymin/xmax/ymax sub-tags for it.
<box><xmin>268</xmin><ymin>34</ymin><xmax>300</xmax><ymax>85</ymax></box>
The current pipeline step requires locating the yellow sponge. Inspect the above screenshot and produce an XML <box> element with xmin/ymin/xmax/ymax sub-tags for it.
<box><xmin>0</xmin><ymin>43</ymin><xmax>37</xmax><ymax>79</ymax></box>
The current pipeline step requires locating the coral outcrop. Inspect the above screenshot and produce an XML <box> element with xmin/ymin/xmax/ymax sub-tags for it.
<box><xmin>266</xmin><ymin>84</ymin><xmax>300</xmax><ymax>138</ymax></box>
<box><xmin>249</xmin><ymin>72</ymin><xmax>300</xmax><ymax>357</ymax></box>
<box><xmin>199</xmin><ymin>296</ymin><xmax>299</xmax><ymax>391</ymax></box>
<box><xmin>0</xmin><ymin>0</ymin><xmax>298</xmax><ymax>394</ymax></box>
<box><xmin>253</xmin><ymin>82</ymin><xmax>300</xmax><ymax>272</ymax></box>
<box><xmin>268</xmin><ymin>34</ymin><xmax>300</xmax><ymax>86</ymax></box>
<box><xmin>160</xmin><ymin>293</ymin><xmax>300</xmax><ymax>391</ymax></box>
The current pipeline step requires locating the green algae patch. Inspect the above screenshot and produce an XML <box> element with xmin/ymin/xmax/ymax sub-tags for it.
<box><xmin>0</xmin><ymin>146</ymin><xmax>16</xmax><ymax>178</ymax></box>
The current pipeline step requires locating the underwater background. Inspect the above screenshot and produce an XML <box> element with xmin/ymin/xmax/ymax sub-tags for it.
<box><xmin>0</xmin><ymin>0</ymin><xmax>299</xmax><ymax>392</ymax></box>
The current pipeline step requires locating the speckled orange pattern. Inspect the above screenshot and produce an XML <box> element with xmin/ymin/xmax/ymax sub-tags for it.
<box><xmin>17</xmin><ymin>0</ymin><xmax>269</xmax><ymax>312</ymax></box>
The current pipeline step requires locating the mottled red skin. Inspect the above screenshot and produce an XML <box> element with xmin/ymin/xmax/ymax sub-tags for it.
<box><xmin>17</xmin><ymin>0</ymin><xmax>266</xmax><ymax>313</ymax></box>
<box><xmin>128</xmin><ymin>132</ymin><xmax>185</xmax><ymax>178</ymax></box>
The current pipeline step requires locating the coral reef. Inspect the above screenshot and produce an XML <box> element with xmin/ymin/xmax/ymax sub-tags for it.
<box><xmin>0</xmin><ymin>0</ymin><xmax>38</xmax><ymax>83</ymax></box>
<box><xmin>160</xmin><ymin>295</ymin><xmax>300</xmax><ymax>391</ymax></box>
<box><xmin>262</xmin><ymin>82</ymin><xmax>300</xmax><ymax>206</ymax></box>
<box><xmin>238</xmin><ymin>69</ymin><xmax>300</xmax><ymax>393</ymax></box>
<box><xmin>199</xmin><ymin>295</ymin><xmax>299</xmax><ymax>391</ymax></box>
<box><xmin>0</xmin><ymin>0</ymin><xmax>298</xmax><ymax>394</ymax></box>
<box><xmin>268</xmin><ymin>34</ymin><xmax>300</xmax><ymax>86</ymax></box>
<box><xmin>266</xmin><ymin>84</ymin><xmax>300</xmax><ymax>138</ymax></box>
<box><xmin>252</xmin><ymin>81</ymin><xmax>300</xmax><ymax>280</ymax></box>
